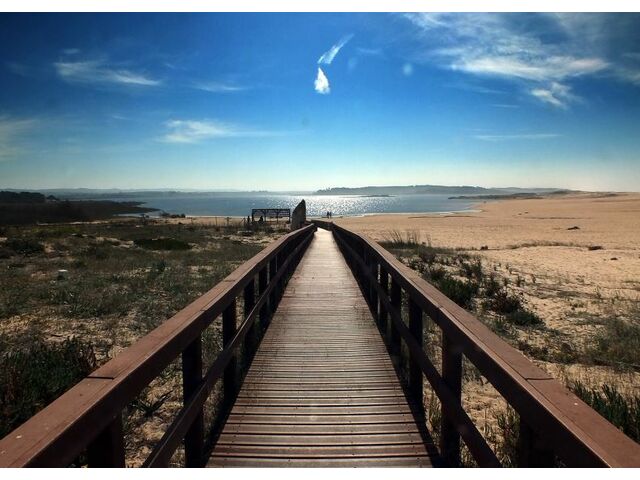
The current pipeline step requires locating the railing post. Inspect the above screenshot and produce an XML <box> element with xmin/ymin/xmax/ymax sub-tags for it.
<box><xmin>259</xmin><ymin>266</ymin><xmax>268</xmax><ymax>329</ymax></box>
<box><xmin>361</xmin><ymin>250</ymin><xmax>370</xmax><ymax>302</ymax></box>
<box><xmin>223</xmin><ymin>300</ymin><xmax>238</xmax><ymax>410</ymax></box>
<box><xmin>408</xmin><ymin>298</ymin><xmax>423</xmax><ymax>410</ymax></box>
<box><xmin>378</xmin><ymin>266</ymin><xmax>388</xmax><ymax>333</ymax></box>
<box><xmin>243</xmin><ymin>278</ymin><xmax>256</xmax><ymax>369</ymax></box>
<box><xmin>441</xmin><ymin>334</ymin><xmax>463</xmax><ymax>467</ymax></box>
<box><xmin>518</xmin><ymin>422</ymin><xmax>555</xmax><ymax>467</ymax></box>
<box><xmin>182</xmin><ymin>335</ymin><xmax>204</xmax><ymax>467</ymax></box>
<box><xmin>86</xmin><ymin>414</ymin><xmax>125</xmax><ymax>467</ymax></box>
<box><xmin>389</xmin><ymin>278</ymin><xmax>402</xmax><ymax>362</ymax></box>
<box><xmin>269</xmin><ymin>257</ymin><xmax>277</xmax><ymax>314</ymax></box>
<box><xmin>369</xmin><ymin>260</ymin><xmax>379</xmax><ymax>321</ymax></box>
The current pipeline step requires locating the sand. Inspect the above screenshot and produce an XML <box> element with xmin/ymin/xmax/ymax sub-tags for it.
<box><xmin>334</xmin><ymin>192</ymin><xmax>640</xmax><ymax>311</ymax></box>
<box><xmin>331</xmin><ymin>192</ymin><xmax>640</xmax><ymax>441</ymax></box>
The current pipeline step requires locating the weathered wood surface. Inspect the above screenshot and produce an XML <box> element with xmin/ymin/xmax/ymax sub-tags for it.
<box><xmin>208</xmin><ymin>229</ymin><xmax>435</xmax><ymax>467</ymax></box>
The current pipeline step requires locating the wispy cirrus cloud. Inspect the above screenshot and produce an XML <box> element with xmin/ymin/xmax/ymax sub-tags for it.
<box><xmin>402</xmin><ymin>13</ymin><xmax>626</xmax><ymax>108</ymax></box>
<box><xmin>160</xmin><ymin>119</ymin><xmax>282</xmax><ymax>144</ymax></box>
<box><xmin>193</xmin><ymin>80</ymin><xmax>250</xmax><ymax>93</ymax></box>
<box><xmin>54</xmin><ymin>59</ymin><xmax>161</xmax><ymax>87</ymax></box>
<box><xmin>0</xmin><ymin>115</ymin><xmax>38</xmax><ymax>160</ymax></box>
<box><xmin>473</xmin><ymin>132</ymin><xmax>562</xmax><ymax>141</ymax></box>
<box><xmin>530</xmin><ymin>82</ymin><xmax>577</xmax><ymax>109</ymax></box>
<box><xmin>314</xmin><ymin>68</ymin><xmax>330</xmax><ymax>95</ymax></box>
<box><xmin>356</xmin><ymin>47</ymin><xmax>384</xmax><ymax>57</ymax></box>
<box><xmin>318</xmin><ymin>34</ymin><xmax>354</xmax><ymax>65</ymax></box>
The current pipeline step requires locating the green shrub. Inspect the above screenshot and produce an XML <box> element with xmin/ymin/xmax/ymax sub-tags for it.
<box><xmin>484</xmin><ymin>274</ymin><xmax>502</xmax><ymax>297</ymax></box>
<box><xmin>487</xmin><ymin>289</ymin><xmax>522</xmax><ymax>314</ymax></box>
<box><xmin>5</xmin><ymin>238</ymin><xmax>44</xmax><ymax>255</ymax></box>
<box><xmin>569</xmin><ymin>380</ymin><xmax>640</xmax><ymax>443</ymax></box>
<box><xmin>134</xmin><ymin>238</ymin><xmax>192</xmax><ymax>251</ymax></box>
<box><xmin>381</xmin><ymin>230</ymin><xmax>421</xmax><ymax>248</ymax></box>
<box><xmin>0</xmin><ymin>338</ymin><xmax>96</xmax><ymax>437</ymax></box>
<box><xmin>436</xmin><ymin>277</ymin><xmax>478</xmax><ymax>309</ymax></box>
<box><xmin>417</xmin><ymin>246</ymin><xmax>437</xmax><ymax>266</ymax></box>
<box><xmin>460</xmin><ymin>259</ymin><xmax>483</xmax><ymax>282</ymax></box>
<box><xmin>427</xmin><ymin>265</ymin><xmax>447</xmax><ymax>283</ymax></box>
<box><xmin>587</xmin><ymin>318</ymin><xmax>640</xmax><ymax>369</ymax></box>
<box><xmin>506</xmin><ymin>309</ymin><xmax>543</xmax><ymax>327</ymax></box>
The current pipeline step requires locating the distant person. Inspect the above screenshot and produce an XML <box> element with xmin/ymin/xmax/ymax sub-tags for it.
<box><xmin>259</xmin><ymin>215</ymin><xmax>264</xmax><ymax>223</ymax></box>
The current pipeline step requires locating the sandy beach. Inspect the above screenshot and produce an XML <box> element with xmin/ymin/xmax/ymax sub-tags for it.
<box><xmin>335</xmin><ymin>192</ymin><xmax>640</xmax><ymax>301</ymax></box>
<box><xmin>332</xmin><ymin>192</ymin><xmax>640</xmax><ymax>391</ymax></box>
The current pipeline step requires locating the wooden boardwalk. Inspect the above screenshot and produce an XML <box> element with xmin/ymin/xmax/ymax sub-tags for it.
<box><xmin>208</xmin><ymin>229</ymin><xmax>435</xmax><ymax>467</ymax></box>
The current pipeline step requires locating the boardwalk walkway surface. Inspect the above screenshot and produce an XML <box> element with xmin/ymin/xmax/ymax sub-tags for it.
<box><xmin>208</xmin><ymin>229</ymin><xmax>435</xmax><ymax>467</ymax></box>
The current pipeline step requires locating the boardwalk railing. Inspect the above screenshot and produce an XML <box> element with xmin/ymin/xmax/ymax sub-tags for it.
<box><xmin>314</xmin><ymin>220</ymin><xmax>640</xmax><ymax>467</ymax></box>
<box><xmin>0</xmin><ymin>224</ymin><xmax>316</xmax><ymax>468</ymax></box>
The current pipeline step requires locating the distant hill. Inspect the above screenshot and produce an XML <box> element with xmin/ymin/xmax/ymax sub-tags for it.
<box><xmin>0</xmin><ymin>191</ymin><xmax>156</xmax><ymax>225</ymax></box>
<box><xmin>314</xmin><ymin>185</ymin><xmax>564</xmax><ymax>196</ymax></box>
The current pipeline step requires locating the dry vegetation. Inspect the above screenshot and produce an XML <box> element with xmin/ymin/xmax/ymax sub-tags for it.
<box><xmin>0</xmin><ymin>217</ymin><xmax>285</xmax><ymax>466</ymax></box>
<box><xmin>381</xmin><ymin>228</ymin><xmax>640</xmax><ymax>465</ymax></box>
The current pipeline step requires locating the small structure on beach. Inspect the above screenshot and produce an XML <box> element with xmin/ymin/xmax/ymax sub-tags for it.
<box><xmin>251</xmin><ymin>208</ymin><xmax>291</xmax><ymax>224</ymax></box>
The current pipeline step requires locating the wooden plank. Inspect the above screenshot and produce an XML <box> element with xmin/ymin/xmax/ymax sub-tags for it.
<box><xmin>208</xmin><ymin>456</ymin><xmax>432</xmax><ymax>467</ymax></box>
<box><xmin>208</xmin><ymin>229</ymin><xmax>434</xmax><ymax>468</ymax></box>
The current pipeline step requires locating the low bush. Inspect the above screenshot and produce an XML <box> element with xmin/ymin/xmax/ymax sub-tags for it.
<box><xmin>505</xmin><ymin>309</ymin><xmax>543</xmax><ymax>327</ymax></box>
<box><xmin>134</xmin><ymin>238</ymin><xmax>192</xmax><ymax>251</ymax></box>
<box><xmin>381</xmin><ymin>230</ymin><xmax>421</xmax><ymax>248</ymax></box>
<box><xmin>487</xmin><ymin>289</ymin><xmax>522</xmax><ymax>315</ymax></box>
<box><xmin>0</xmin><ymin>337</ymin><xmax>97</xmax><ymax>437</ymax></box>
<box><xmin>484</xmin><ymin>274</ymin><xmax>502</xmax><ymax>298</ymax></box>
<box><xmin>5</xmin><ymin>237</ymin><xmax>44</xmax><ymax>255</ymax></box>
<box><xmin>569</xmin><ymin>380</ymin><xmax>640</xmax><ymax>443</ymax></box>
<box><xmin>586</xmin><ymin>318</ymin><xmax>640</xmax><ymax>369</ymax></box>
<box><xmin>435</xmin><ymin>277</ymin><xmax>479</xmax><ymax>309</ymax></box>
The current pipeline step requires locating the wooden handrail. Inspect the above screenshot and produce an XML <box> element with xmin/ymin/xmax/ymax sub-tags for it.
<box><xmin>316</xmin><ymin>221</ymin><xmax>640</xmax><ymax>467</ymax></box>
<box><xmin>0</xmin><ymin>224</ymin><xmax>317</xmax><ymax>468</ymax></box>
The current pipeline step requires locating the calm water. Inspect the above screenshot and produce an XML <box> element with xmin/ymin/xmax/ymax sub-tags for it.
<box><xmin>100</xmin><ymin>193</ymin><xmax>477</xmax><ymax>217</ymax></box>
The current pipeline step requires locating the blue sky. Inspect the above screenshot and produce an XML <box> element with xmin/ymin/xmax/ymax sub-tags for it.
<box><xmin>0</xmin><ymin>12</ymin><xmax>639</xmax><ymax>191</ymax></box>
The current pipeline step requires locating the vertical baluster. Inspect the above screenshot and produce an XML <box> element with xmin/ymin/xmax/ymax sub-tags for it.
<box><xmin>361</xmin><ymin>249</ymin><xmax>370</xmax><ymax>302</ymax></box>
<box><xmin>378</xmin><ymin>266</ymin><xmax>389</xmax><ymax>333</ymax></box>
<box><xmin>408</xmin><ymin>299</ymin><xmax>424</xmax><ymax>410</ymax></box>
<box><xmin>269</xmin><ymin>257</ymin><xmax>277</xmax><ymax>314</ymax></box>
<box><xmin>243</xmin><ymin>279</ymin><xmax>256</xmax><ymax>371</ymax></box>
<box><xmin>223</xmin><ymin>300</ymin><xmax>238</xmax><ymax>410</ymax></box>
<box><xmin>518</xmin><ymin>422</ymin><xmax>555</xmax><ymax>467</ymax></box>
<box><xmin>182</xmin><ymin>335</ymin><xmax>203</xmax><ymax>467</ymax></box>
<box><xmin>389</xmin><ymin>278</ymin><xmax>402</xmax><ymax>362</ymax></box>
<box><xmin>258</xmin><ymin>266</ymin><xmax>268</xmax><ymax>330</ymax></box>
<box><xmin>441</xmin><ymin>335</ymin><xmax>463</xmax><ymax>467</ymax></box>
<box><xmin>369</xmin><ymin>260</ymin><xmax>379</xmax><ymax>320</ymax></box>
<box><xmin>86</xmin><ymin>415</ymin><xmax>125</xmax><ymax>467</ymax></box>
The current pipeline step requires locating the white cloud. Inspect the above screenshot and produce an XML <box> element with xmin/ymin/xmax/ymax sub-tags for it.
<box><xmin>62</xmin><ymin>48</ymin><xmax>80</xmax><ymax>55</ymax></box>
<box><xmin>314</xmin><ymin>68</ymin><xmax>330</xmax><ymax>95</ymax></box>
<box><xmin>0</xmin><ymin>116</ymin><xmax>38</xmax><ymax>160</ymax></box>
<box><xmin>356</xmin><ymin>47</ymin><xmax>384</xmax><ymax>57</ymax></box>
<box><xmin>318</xmin><ymin>34</ymin><xmax>354</xmax><ymax>65</ymax></box>
<box><xmin>160</xmin><ymin>119</ymin><xmax>281</xmax><ymax>144</ymax></box>
<box><xmin>193</xmin><ymin>81</ymin><xmax>250</xmax><ymax>93</ymax></box>
<box><xmin>402</xmin><ymin>63</ymin><xmax>414</xmax><ymax>76</ymax></box>
<box><xmin>54</xmin><ymin>59</ymin><xmax>161</xmax><ymax>87</ymax></box>
<box><xmin>530</xmin><ymin>82</ymin><xmax>577</xmax><ymax>109</ymax></box>
<box><xmin>403</xmin><ymin>13</ymin><xmax>614</xmax><ymax>108</ymax></box>
<box><xmin>615</xmin><ymin>67</ymin><xmax>640</xmax><ymax>86</ymax></box>
<box><xmin>473</xmin><ymin>133</ymin><xmax>561</xmax><ymax>141</ymax></box>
